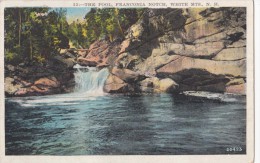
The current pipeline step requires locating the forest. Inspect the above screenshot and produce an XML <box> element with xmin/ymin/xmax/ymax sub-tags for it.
<box><xmin>4</xmin><ymin>8</ymin><xmax>144</xmax><ymax>65</ymax></box>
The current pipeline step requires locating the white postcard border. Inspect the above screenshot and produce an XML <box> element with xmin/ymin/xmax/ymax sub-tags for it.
<box><xmin>0</xmin><ymin>0</ymin><xmax>254</xmax><ymax>163</ymax></box>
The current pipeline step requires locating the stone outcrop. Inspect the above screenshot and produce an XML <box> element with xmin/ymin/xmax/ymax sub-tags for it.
<box><xmin>158</xmin><ymin>78</ymin><xmax>179</xmax><ymax>93</ymax></box>
<box><xmin>139</xmin><ymin>77</ymin><xmax>179</xmax><ymax>93</ymax></box>
<box><xmin>5</xmin><ymin>77</ymin><xmax>24</xmax><ymax>96</ymax></box>
<box><xmin>213</xmin><ymin>47</ymin><xmax>246</xmax><ymax>61</ymax></box>
<box><xmin>103</xmin><ymin>74</ymin><xmax>128</xmax><ymax>93</ymax></box>
<box><xmin>102</xmin><ymin>7</ymin><xmax>247</xmax><ymax>94</ymax></box>
<box><xmin>156</xmin><ymin>56</ymin><xmax>245</xmax><ymax>78</ymax></box>
<box><xmin>77</xmin><ymin>39</ymin><xmax>121</xmax><ymax>68</ymax></box>
<box><xmin>5</xmin><ymin>54</ymin><xmax>75</xmax><ymax>97</ymax></box>
<box><xmin>53</xmin><ymin>55</ymin><xmax>76</xmax><ymax>69</ymax></box>
<box><xmin>111</xmin><ymin>68</ymin><xmax>145</xmax><ymax>82</ymax></box>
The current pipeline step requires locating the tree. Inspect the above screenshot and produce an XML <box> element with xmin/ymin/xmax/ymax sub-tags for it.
<box><xmin>83</xmin><ymin>8</ymin><xmax>144</xmax><ymax>45</ymax></box>
<box><xmin>4</xmin><ymin>7</ymin><xmax>144</xmax><ymax>65</ymax></box>
<box><xmin>4</xmin><ymin>7</ymin><xmax>70</xmax><ymax>64</ymax></box>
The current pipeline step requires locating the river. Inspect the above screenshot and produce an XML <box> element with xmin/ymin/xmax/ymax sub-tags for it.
<box><xmin>5</xmin><ymin>67</ymin><xmax>246</xmax><ymax>155</ymax></box>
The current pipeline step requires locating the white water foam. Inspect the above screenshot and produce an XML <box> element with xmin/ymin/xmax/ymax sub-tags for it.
<box><xmin>182</xmin><ymin>91</ymin><xmax>239</xmax><ymax>102</ymax></box>
<box><xmin>73</xmin><ymin>65</ymin><xmax>109</xmax><ymax>95</ymax></box>
<box><xmin>10</xmin><ymin>65</ymin><xmax>109</xmax><ymax>107</ymax></box>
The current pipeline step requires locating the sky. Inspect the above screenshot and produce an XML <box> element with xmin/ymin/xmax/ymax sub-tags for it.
<box><xmin>52</xmin><ymin>8</ymin><xmax>91</xmax><ymax>24</ymax></box>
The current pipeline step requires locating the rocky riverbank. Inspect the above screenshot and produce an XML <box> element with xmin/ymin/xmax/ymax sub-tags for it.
<box><xmin>78</xmin><ymin>8</ymin><xmax>246</xmax><ymax>95</ymax></box>
<box><xmin>5</xmin><ymin>51</ymin><xmax>76</xmax><ymax>97</ymax></box>
<box><xmin>5</xmin><ymin>7</ymin><xmax>247</xmax><ymax>97</ymax></box>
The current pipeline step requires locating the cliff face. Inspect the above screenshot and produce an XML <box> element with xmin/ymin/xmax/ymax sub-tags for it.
<box><xmin>98</xmin><ymin>8</ymin><xmax>246</xmax><ymax>94</ymax></box>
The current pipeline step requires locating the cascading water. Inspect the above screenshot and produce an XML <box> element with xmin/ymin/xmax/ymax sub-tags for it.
<box><xmin>7</xmin><ymin>64</ymin><xmax>110</xmax><ymax>107</ymax></box>
<box><xmin>73</xmin><ymin>64</ymin><xmax>109</xmax><ymax>95</ymax></box>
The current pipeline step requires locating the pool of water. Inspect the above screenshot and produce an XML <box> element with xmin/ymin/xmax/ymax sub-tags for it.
<box><xmin>5</xmin><ymin>93</ymin><xmax>246</xmax><ymax>155</ymax></box>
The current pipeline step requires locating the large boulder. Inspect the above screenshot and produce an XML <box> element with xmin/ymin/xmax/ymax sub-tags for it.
<box><xmin>157</xmin><ymin>56</ymin><xmax>246</xmax><ymax>78</ymax></box>
<box><xmin>111</xmin><ymin>67</ymin><xmax>146</xmax><ymax>82</ymax></box>
<box><xmin>53</xmin><ymin>55</ymin><xmax>76</xmax><ymax>69</ymax></box>
<box><xmin>13</xmin><ymin>76</ymin><xmax>62</xmax><ymax>96</ymax></box>
<box><xmin>5</xmin><ymin>77</ymin><xmax>23</xmax><ymax>96</ymax></box>
<box><xmin>139</xmin><ymin>77</ymin><xmax>160</xmax><ymax>93</ymax></box>
<box><xmin>158</xmin><ymin>78</ymin><xmax>179</xmax><ymax>93</ymax></box>
<box><xmin>139</xmin><ymin>77</ymin><xmax>179</xmax><ymax>93</ymax></box>
<box><xmin>156</xmin><ymin>55</ymin><xmax>245</xmax><ymax>92</ymax></box>
<box><xmin>103</xmin><ymin>74</ymin><xmax>128</xmax><ymax>93</ymax></box>
<box><xmin>34</xmin><ymin>76</ymin><xmax>60</xmax><ymax>88</ymax></box>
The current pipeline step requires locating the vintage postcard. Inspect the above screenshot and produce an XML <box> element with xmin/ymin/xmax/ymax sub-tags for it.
<box><xmin>0</xmin><ymin>0</ymin><xmax>254</xmax><ymax>162</ymax></box>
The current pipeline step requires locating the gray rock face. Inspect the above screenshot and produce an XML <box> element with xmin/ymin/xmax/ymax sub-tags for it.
<box><xmin>104</xmin><ymin>7</ymin><xmax>246</xmax><ymax>94</ymax></box>
<box><xmin>213</xmin><ymin>47</ymin><xmax>246</xmax><ymax>61</ymax></box>
<box><xmin>156</xmin><ymin>56</ymin><xmax>246</xmax><ymax>77</ymax></box>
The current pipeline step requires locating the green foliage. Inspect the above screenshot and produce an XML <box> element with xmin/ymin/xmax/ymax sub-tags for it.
<box><xmin>81</xmin><ymin>8</ymin><xmax>144</xmax><ymax>47</ymax></box>
<box><xmin>67</xmin><ymin>21</ymin><xmax>88</xmax><ymax>48</ymax></box>
<box><xmin>4</xmin><ymin>7</ymin><xmax>144</xmax><ymax>64</ymax></box>
<box><xmin>34</xmin><ymin>55</ymin><xmax>46</xmax><ymax>63</ymax></box>
<box><xmin>5</xmin><ymin>51</ymin><xmax>21</xmax><ymax>64</ymax></box>
<box><xmin>4</xmin><ymin>8</ymin><xmax>70</xmax><ymax>65</ymax></box>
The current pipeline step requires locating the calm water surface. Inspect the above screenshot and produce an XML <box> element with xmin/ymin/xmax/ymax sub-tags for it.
<box><xmin>5</xmin><ymin>93</ymin><xmax>246</xmax><ymax>155</ymax></box>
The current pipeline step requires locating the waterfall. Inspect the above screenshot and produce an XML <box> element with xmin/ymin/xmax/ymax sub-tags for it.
<box><xmin>73</xmin><ymin>64</ymin><xmax>109</xmax><ymax>95</ymax></box>
<box><xmin>7</xmin><ymin>64</ymin><xmax>110</xmax><ymax>107</ymax></box>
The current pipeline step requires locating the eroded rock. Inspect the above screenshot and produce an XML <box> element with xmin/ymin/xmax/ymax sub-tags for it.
<box><xmin>34</xmin><ymin>76</ymin><xmax>60</xmax><ymax>88</ymax></box>
<box><xmin>157</xmin><ymin>56</ymin><xmax>246</xmax><ymax>77</ymax></box>
<box><xmin>158</xmin><ymin>78</ymin><xmax>179</xmax><ymax>93</ymax></box>
<box><xmin>104</xmin><ymin>8</ymin><xmax>247</xmax><ymax>94</ymax></box>
<box><xmin>78</xmin><ymin>39</ymin><xmax>121</xmax><ymax>67</ymax></box>
<box><xmin>5</xmin><ymin>54</ymin><xmax>75</xmax><ymax>97</ymax></box>
<box><xmin>213</xmin><ymin>47</ymin><xmax>246</xmax><ymax>61</ymax></box>
<box><xmin>103</xmin><ymin>74</ymin><xmax>128</xmax><ymax>93</ymax></box>
<box><xmin>5</xmin><ymin>77</ymin><xmax>23</xmax><ymax>96</ymax></box>
<box><xmin>111</xmin><ymin>67</ymin><xmax>146</xmax><ymax>82</ymax></box>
